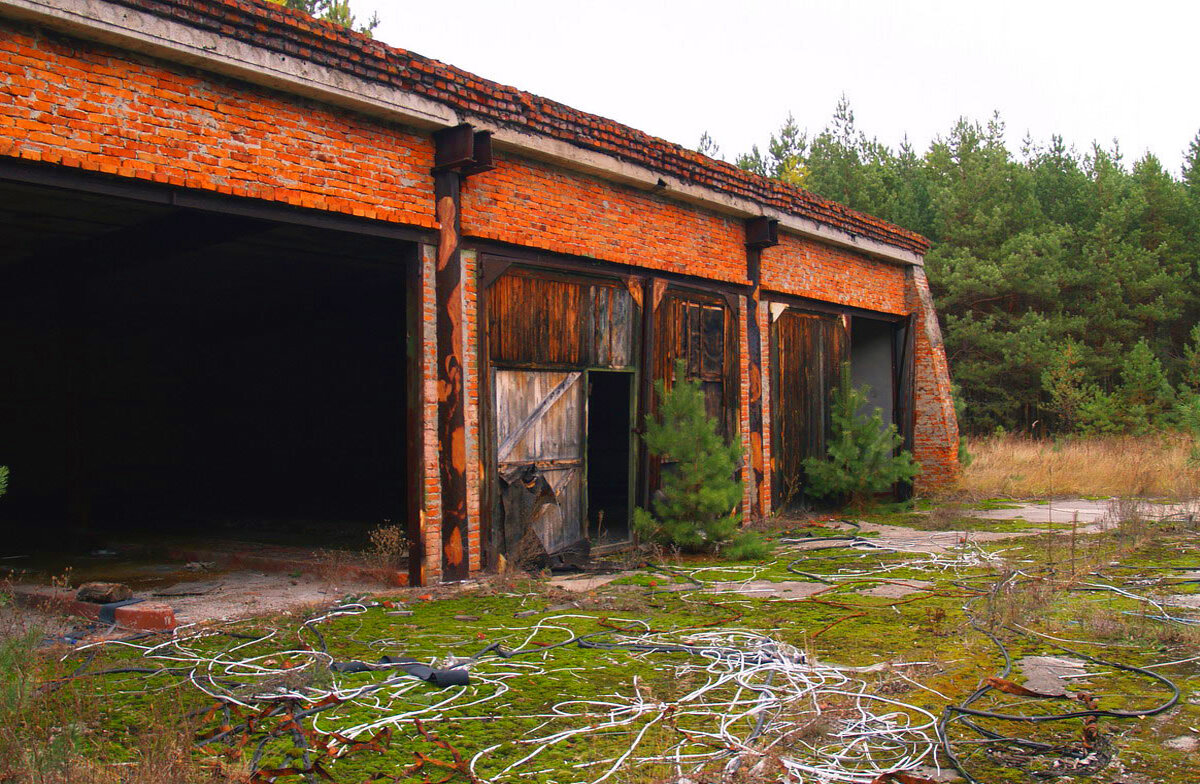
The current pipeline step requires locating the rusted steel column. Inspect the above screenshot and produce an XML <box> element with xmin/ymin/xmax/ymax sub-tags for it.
<box><xmin>744</xmin><ymin>217</ymin><xmax>778</xmax><ymax>521</ymax></box>
<box><xmin>745</xmin><ymin>251</ymin><xmax>766</xmax><ymax>521</ymax></box>
<box><xmin>430</xmin><ymin>124</ymin><xmax>492</xmax><ymax>582</ymax></box>
<box><xmin>433</xmin><ymin>167</ymin><xmax>469</xmax><ymax>581</ymax></box>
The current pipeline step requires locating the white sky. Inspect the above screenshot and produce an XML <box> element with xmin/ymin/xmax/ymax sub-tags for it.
<box><xmin>358</xmin><ymin>0</ymin><xmax>1199</xmax><ymax>175</ymax></box>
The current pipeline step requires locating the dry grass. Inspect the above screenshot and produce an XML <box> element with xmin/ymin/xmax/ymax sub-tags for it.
<box><xmin>958</xmin><ymin>433</ymin><xmax>1200</xmax><ymax>499</ymax></box>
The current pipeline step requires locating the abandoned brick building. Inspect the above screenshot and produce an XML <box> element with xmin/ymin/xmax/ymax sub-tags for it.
<box><xmin>0</xmin><ymin>0</ymin><xmax>959</xmax><ymax>585</ymax></box>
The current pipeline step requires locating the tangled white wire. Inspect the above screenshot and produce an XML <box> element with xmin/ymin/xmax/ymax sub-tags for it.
<box><xmin>74</xmin><ymin>610</ymin><xmax>946</xmax><ymax>784</ymax></box>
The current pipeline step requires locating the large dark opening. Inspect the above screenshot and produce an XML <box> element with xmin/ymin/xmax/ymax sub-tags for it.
<box><xmin>586</xmin><ymin>371</ymin><xmax>633</xmax><ymax>546</ymax></box>
<box><xmin>0</xmin><ymin>180</ymin><xmax>411</xmax><ymax>551</ymax></box>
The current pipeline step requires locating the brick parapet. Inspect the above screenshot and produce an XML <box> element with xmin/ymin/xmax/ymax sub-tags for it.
<box><xmin>760</xmin><ymin>232</ymin><xmax>908</xmax><ymax>315</ymax></box>
<box><xmin>461</xmin><ymin>152</ymin><xmax>749</xmax><ymax>284</ymax></box>
<box><xmin>72</xmin><ymin>0</ymin><xmax>928</xmax><ymax>253</ymax></box>
<box><xmin>0</xmin><ymin>21</ymin><xmax>435</xmax><ymax>226</ymax></box>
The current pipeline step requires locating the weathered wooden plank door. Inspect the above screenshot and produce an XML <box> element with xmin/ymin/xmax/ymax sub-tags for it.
<box><xmin>495</xmin><ymin>369</ymin><xmax>585</xmax><ymax>553</ymax></box>
<box><xmin>770</xmin><ymin>309</ymin><xmax>847</xmax><ymax>508</ymax></box>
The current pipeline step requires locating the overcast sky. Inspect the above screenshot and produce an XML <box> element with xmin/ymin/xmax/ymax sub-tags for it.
<box><xmin>358</xmin><ymin>0</ymin><xmax>1199</xmax><ymax>175</ymax></box>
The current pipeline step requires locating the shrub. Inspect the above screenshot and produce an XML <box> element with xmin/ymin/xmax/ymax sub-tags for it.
<box><xmin>1179</xmin><ymin>393</ymin><xmax>1200</xmax><ymax>465</ymax></box>
<box><xmin>951</xmin><ymin>382</ymin><xmax>974</xmax><ymax>469</ymax></box>
<box><xmin>634</xmin><ymin>360</ymin><xmax>764</xmax><ymax>558</ymax></box>
<box><xmin>802</xmin><ymin>362</ymin><xmax>919</xmax><ymax>508</ymax></box>
<box><xmin>0</xmin><ymin>466</ymin><xmax>6</xmax><ymax>498</ymax></box>
<box><xmin>721</xmin><ymin>530</ymin><xmax>772</xmax><ymax>561</ymax></box>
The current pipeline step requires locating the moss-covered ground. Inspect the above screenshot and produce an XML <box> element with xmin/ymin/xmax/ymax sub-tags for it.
<box><xmin>13</xmin><ymin>507</ymin><xmax>1200</xmax><ymax>783</ymax></box>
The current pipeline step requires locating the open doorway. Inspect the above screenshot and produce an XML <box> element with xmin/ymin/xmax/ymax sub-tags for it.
<box><xmin>850</xmin><ymin>317</ymin><xmax>896</xmax><ymax>428</ymax></box>
<box><xmin>0</xmin><ymin>179</ymin><xmax>414</xmax><ymax>555</ymax></box>
<box><xmin>586</xmin><ymin>370</ymin><xmax>634</xmax><ymax>546</ymax></box>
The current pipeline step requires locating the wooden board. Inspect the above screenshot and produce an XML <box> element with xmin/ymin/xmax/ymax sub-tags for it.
<box><xmin>487</xmin><ymin>267</ymin><xmax>636</xmax><ymax>368</ymax></box>
<box><xmin>495</xmin><ymin>369</ymin><xmax>585</xmax><ymax>553</ymax></box>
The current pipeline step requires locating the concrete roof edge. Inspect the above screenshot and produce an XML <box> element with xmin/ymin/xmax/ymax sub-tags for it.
<box><xmin>0</xmin><ymin>0</ymin><xmax>924</xmax><ymax>267</ymax></box>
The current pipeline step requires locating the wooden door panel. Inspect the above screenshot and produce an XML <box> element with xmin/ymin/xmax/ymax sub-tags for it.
<box><xmin>495</xmin><ymin>369</ymin><xmax>585</xmax><ymax>552</ymax></box>
<box><xmin>771</xmin><ymin>310</ymin><xmax>847</xmax><ymax>507</ymax></box>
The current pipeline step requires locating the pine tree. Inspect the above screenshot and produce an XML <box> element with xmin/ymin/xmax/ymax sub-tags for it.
<box><xmin>803</xmin><ymin>363</ymin><xmax>919</xmax><ymax>507</ymax></box>
<box><xmin>633</xmin><ymin>361</ymin><xmax>757</xmax><ymax>556</ymax></box>
<box><xmin>728</xmin><ymin>108</ymin><xmax>1200</xmax><ymax>436</ymax></box>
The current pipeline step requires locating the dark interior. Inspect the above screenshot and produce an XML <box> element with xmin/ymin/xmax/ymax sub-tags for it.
<box><xmin>586</xmin><ymin>370</ymin><xmax>632</xmax><ymax>545</ymax></box>
<box><xmin>850</xmin><ymin>317</ymin><xmax>896</xmax><ymax>428</ymax></box>
<box><xmin>0</xmin><ymin>180</ymin><xmax>411</xmax><ymax>550</ymax></box>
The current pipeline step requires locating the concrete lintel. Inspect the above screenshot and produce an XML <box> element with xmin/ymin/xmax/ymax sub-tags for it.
<box><xmin>0</xmin><ymin>0</ymin><xmax>924</xmax><ymax>267</ymax></box>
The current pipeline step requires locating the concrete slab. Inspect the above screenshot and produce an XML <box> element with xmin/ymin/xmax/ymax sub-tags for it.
<box><xmin>700</xmin><ymin>580</ymin><xmax>828</xmax><ymax>599</ymax></box>
<box><xmin>1166</xmin><ymin>594</ymin><xmax>1200</xmax><ymax>610</ymax></box>
<box><xmin>1164</xmin><ymin>735</ymin><xmax>1198</xmax><ymax>752</ymax></box>
<box><xmin>550</xmin><ymin>573</ymin><xmax>628</xmax><ymax>592</ymax></box>
<box><xmin>969</xmin><ymin>499</ymin><xmax>1112</xmax><ymax>524</ymax></box>
<box><xmin>967</xmin><ymin>498</ymin><xmax>1197</xmax><ymax>529</ymax></box>
<box><xmin>1016</xmin><ymin>655</ymin><xmax>1090</xmax><ymax>697</ymax></box>
<box><xmin>856</xmin><ymin>579</ymin><xmax>934</xmax><ymax>599</ymax></box>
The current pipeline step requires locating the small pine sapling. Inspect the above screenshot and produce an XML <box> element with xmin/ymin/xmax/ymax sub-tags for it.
<box><xmin>634</xmin><ymin>360</ymin><xmax>763</xmax><ymax>559</ymax></box>
<box><xmin>803</xmin><ymin>362</ymin><xmax>919</xmax><ymax>508</ymax></box>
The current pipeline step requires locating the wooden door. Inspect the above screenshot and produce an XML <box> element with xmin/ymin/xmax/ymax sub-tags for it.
<box><xmin>770</xmin><ymin>309</ymin><xmax>847</xmax><ymax>508</ymax></box>
<box><xmin>495</xmin><ymin>369</ymin><xmax>585</xmax><ymax>553</ymax></box>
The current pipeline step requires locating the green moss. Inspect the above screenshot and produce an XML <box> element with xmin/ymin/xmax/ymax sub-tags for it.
<box><xmin>30</xmin><ymin>524</ymin><xmax>1200</xmax><ymax>783</ymax></box>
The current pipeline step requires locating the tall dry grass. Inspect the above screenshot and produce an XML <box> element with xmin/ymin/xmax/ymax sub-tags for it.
<box><xmin>958</xmin><ymin>433</ymin><xmax>1199</xmax><ymax>499</ymax></box>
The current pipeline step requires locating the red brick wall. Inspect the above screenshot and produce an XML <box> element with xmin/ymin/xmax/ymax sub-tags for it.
<box><xmin>757</xmin><ymin>300</ymin><xmax>774</xmax><ymax>515</ymax></box>
<box><xmin>462</xmin><ymin>249</ymin><xmax>482</xmax><ymax>573</ymax></box>
<box><xmin>462</xmin><ymin>152</ymin><xmax>750</xmax><ymax>284</ymax></box>
<box><xmin>418</xmin><ymin>245</ymin><xmax>444</xmax><ymax>585</ymax></box>
<box><xmin>0</xmin><ymin>22</ymin><xmax>435</xmax><ymax>225</ymax></box>
<box><xmin>907</xmin><ymin>267</ymin><xmax>960</xmax><ymax>491</ymax></box>
<box><xmin>736</xmin><ymin>295</ymin><xmax>752</xmax><ymax>522</ymax></box>
<box><xmin>760</xmin><ymin>232</ymin><xmax>908</xmax><ymax>315</ymax></box>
